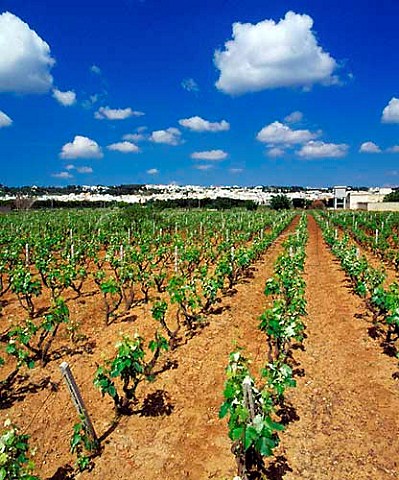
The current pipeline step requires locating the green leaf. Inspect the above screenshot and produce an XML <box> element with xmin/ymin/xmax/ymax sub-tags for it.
<box><xmin>219</xmin><ymin>401</ymin><xmax>230</xmax><ymax>419</ymax></box>
<box><xmin>244</xmin><ymin>425</ymin><xmax>259</xmax><ymax>450</ymax></box>
<box><xmin>231</xmin><ymin>426</ymin><xmax>244</xmax><ymax>441</ymax></box>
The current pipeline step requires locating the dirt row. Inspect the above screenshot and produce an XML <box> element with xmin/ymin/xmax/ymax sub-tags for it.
<box><xmin>278</xmin><ymin>215</ymin><xmax>399</xmax><ymax>479</ymax></box>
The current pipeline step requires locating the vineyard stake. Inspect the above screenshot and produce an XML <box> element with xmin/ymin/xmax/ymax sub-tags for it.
<box><xmin>174</xmin><ymin>246</ymin><xmax>179</xmax><ymax>273</ymax></box>
<box><xmin>25</xmin><ymin>243</ymin><xmax>29</xmax><ymax>267</ymax></box>
<box><xmin>60</xmin><ymin>362</ymin><xmax>99</xmax><ymax>451</ymax></box>
<box><xmin>242</xmin><ymin>377</ymin><xmax>255</xmax><ymax>421</ymax></box>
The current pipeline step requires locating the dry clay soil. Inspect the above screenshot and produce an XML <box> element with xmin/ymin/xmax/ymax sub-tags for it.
<box><xmin>1</xmin><ymin>214</ymin><xmax>399</xmax><ymax>480</ymax></box>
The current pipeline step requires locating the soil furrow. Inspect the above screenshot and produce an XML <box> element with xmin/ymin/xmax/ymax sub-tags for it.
<box><xmin>279</xmin><ymin>215</ymin><xmax>399</xmax><ymax>479</ymax></box>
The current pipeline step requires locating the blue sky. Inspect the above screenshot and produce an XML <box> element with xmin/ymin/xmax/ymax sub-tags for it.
<box><xmin>0</xmin><ymin>0</ymin><xmax>399</xmax><ymax>187</ymax></box>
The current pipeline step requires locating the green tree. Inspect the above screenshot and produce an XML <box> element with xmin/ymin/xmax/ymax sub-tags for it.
<box><xmin>383</xmin><ymin>190</ymin><xmax>399</xmax><ymax>202</ymax></box>
<box><xmin>269</xmin><ymin>195</ymin><xmax>292</xmax><ymax>210</ymax></box>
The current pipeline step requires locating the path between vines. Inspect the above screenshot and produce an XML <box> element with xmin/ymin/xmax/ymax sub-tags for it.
<box><xmin>278</xmin><ymin>215</ymin><xmax>399</xmax><ymax>480</ymax></box>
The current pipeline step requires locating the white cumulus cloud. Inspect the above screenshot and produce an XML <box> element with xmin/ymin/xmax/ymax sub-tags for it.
<box><xmin>60</xmin><ymin>135</ymin><xmax>103</xmax><ymax>159</ymax></box>
<box><xmin>194</xmin><ymin>164</ymin><xmax>214</xmax><ymax>171</ymax></box>
<box><xmin>284</xmin><ymin>111</ymin><xmax>303</xmax><ymax>123</ymax></box>
<box><xmin>359</xmin><ymin>141</ymin><xmax>381</xmax><ymax>153</ymax></box>
<box><xmin>387</xmin><ymin>145</ymin><xmax>399</xmax><ymax>153</ymax></box>
<box><xmin>214</xmin><ymin>11</ymin><xmax>338</xmax><ymax>95</ymax></box>
<box><xmin>266</xmin><ymin>147</ymin><xmax>285</xmax><ymax>158</ymax></box>
<box><xmin>179</xmin><ymin>116</ymin><xmax>230</xmax><ymax>132</ymax></box>
<box><xmin>122</xmin><ymin>133</ymin><xmax>145</xmax><ymax>142</ymax></box>
<box><xmin>107</xmin><ymin>141</ymin><xmax>140</xmax><ymax>153</ymax></box>
<box><xmin>0</xmin><ymin>12</ymin><xmax>54</xmax><ymax>93</ymax></box>
<box><xmin>150</xmin><ymin>128</ymin><xmax>182</xmax><ymax>146</ymax></box>
<box><xmin>95</xmin><ymin>106</ymin><xmax>144</xmax><ymax>120</ymax></box>
<box><xmin>76</xmin><ymin>166</ymin><xmax>93</xmax><ymax>173</ymax></box>
<box><xmin>147</xmin><ymin>168</ymin><xmax>159</xmax><ymax>175</ymax></box>
<box><xmin>52</xmin><ymin>88</ymin><xmax>76</xmax><ymax>106</ymax></box>
<box><xmin>382</xmin><ymin>97</ymin><xmax>399</xmax><ymax>123</ymax></box>
<box><xmin>257</xmin><ymin>121</ymin><xmax>318</xmax><ymax>145</ymax></box>
<box><xmin>52</xmin><ymin>171</ymin><xmax>73</xmax><ymax>179</ymax></box>
<box><xmin>0</xmin><ymin>110</ymin><xmax>12</xmax><ymax>128</ymax></box>
<box><xmin>297</xmin><ymin>141</ymin><xmax>348</xmax><ymax>159</ymax></box>
<box><xmin>191</xmin><ymin>150</ymin><xmax>228</xmax><ymax>160</ymax></box>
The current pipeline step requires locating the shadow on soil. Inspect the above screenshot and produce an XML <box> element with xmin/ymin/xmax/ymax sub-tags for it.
<box><xmin>0</xmin><ymin>375</ymin><xmax>58</xmax><ymax>409</ymax></box>
<box><xmin>277</xmin><ymin>402</ymin><xmax>300</xmax><ymax>426</ymax></box>
<box><xmin>264</xmin><ymin>455</ymin><xmax>293</xmax><ymax>480</ymax></box>
<box><xmin>51</xmin><ymin>340</ymin><xmax>97</xmax><ymax>361</ymax></box>
<box><xmin>120</xmin><ymin>313</ymin><xmax>138</xmax><ymax>323</ymax></box>
<box><xmin>139</xmin><ymin>389</ymin><xmax>174</xmax><ymax>417</ymax></box>
<box><xmin>208</xmin><ymin>304</ymin><xmax>231</xmax><ymax>315</ymax></box>
<box><xmin>151</xmin><ymin>358</ymin><xmax>178</xmax><ymax>377</ymax></box>
<box><xmin>47</xmin><ymin>464</ymin><xmax>75</xmax><ymax>480</ymax></box>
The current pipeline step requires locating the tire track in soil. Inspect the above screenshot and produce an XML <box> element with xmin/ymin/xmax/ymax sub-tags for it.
<box><xmin>79</xmin><ymin>216</ymin><xmax>300</xmax><ymax>480</ymax></box>
<box><xmin>279</xmin><ymin>215</ymin><xmax>399</xmax><ymax>480</ymax></box>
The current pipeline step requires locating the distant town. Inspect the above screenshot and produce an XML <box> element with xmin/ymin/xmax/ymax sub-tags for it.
<box><xmin>0</xmin><ymin>184</ymin><xmax>398</xmax><ymax>211</ymax></box>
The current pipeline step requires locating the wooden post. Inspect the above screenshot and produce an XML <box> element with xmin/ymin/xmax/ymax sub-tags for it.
<box><xmin>25</xmin><ymin>243</ymin><xmax>29</xmax><ymax>267</ymax></box>
<box><xmin>70</xmin><ymin>243</ymin><xmax>74</xmax><ymax>261</ymax></box>
<box><xmin>375</xmin><ymin>229</ymin><xmax>379</xmax><ymax>244</ymax></box>
<box><xmin>59</xmin><ymin>362</ymin><xmax>99</xmax><ymax>450</ymax></box>
<box><xmin>119</xmin><ymin>244</ymin><xmax>124</xmax><ymax>261</ymax></box>
<box><xmin>174</xmin><ymin>246</ymin><xmax>178</xmax><ymax>273</ymax></box>
<box><xmin>242</xmin><ymin>377</ymin><xmax>255</xmax><ymax>421</ymax></box>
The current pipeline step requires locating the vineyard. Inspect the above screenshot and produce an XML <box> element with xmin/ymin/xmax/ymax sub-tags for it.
<box><xmin>0</xmin><ymin>207</ymin><xmax>398</xmax><ymax>479</ymax></box>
